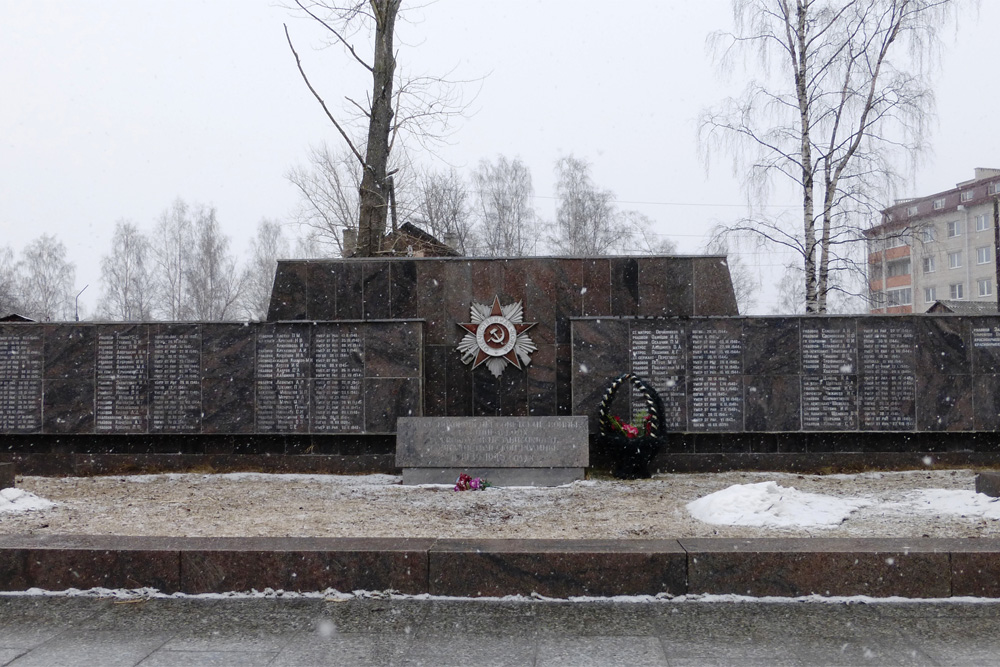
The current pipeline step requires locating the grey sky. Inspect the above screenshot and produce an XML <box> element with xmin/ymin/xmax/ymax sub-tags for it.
<box><xmin>1</xmin><ymin>1</ymin><xmax>997</xmax><ymax>316</ymax></box>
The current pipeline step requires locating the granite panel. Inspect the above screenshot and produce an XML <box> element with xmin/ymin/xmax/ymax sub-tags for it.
<box><xmin>743</xmin><ymin>318</ymin><xmax>799</xmax><ymax>375</ymax></box>
<box><xmin>364</xmin><ymin>377</ymin><xmax>421</xmax><ymax>433</ymax></box>
<box><xmin>396</xmin><ymin>416</ymin><xmax>588</xmax><ymax>468</ymax></box>
<box><xmin>519</xmin><ymin>258</ymin><xmax>567</xmax><ymax>346</ymax></box>
<box><xmin>22</xmin><ymin>545</ymin><xmax>180</xmax><ymax>593</ymax></box>
<box><xmin>950</xmin><ymin>540</ymin><xmax>1000</xmax><ymax>596</ymax></box>
<box><xmin>917</xmin><ymin>374</ymin><xmax>974</xmax><ymax>431</ymax></box>
<box><xmin>973</xmin><ymin>374</ymin><xmax>1000</xmax><ymax>431</ymax></box>
<box><xmin>202</xmin><ymin>377</ymin><xmax>254</xmax><ymax>434</ymax></box>
<box><xmin>334</xmin><ymin>262</ymin><xmax>364</xmax><ymax>320</ymax></box>
<box><xmin>610</xmin><ymin>258</ymin><xmax>639</xmax><ymax>317</ymax></box>
<box><xmin>176</xmin><ymin>537</ymin><xmax>432</xmax><ymax>594</ymax></box>
<box><xmin>445</xmin><ymin>347</ymin><xmax>474</xmax><ymax>416</ymax></box>
<box><xmin>682</xmin><ymin>538</ymin><xmax>951</xmax><ymax>598</ymax></box>
<box><xmin>578</xmin><ymin>258</ymin><xmax>612</xmax><ymax>316</ymax></box>
<box><xmin>414</xmin><ymin>260</ymin><xmax>451</xmax><ymax>345</ymax></box>
<box><xmin>473</xmin><ymin>367</ymin><xmax>501</xmax><ymax>416</ymax></box>
<box><xmin>42</xmin><ymin>380</ymin><xmax>94</xmax><ymax>433</ymax></box>
<box><xmin>970</xmin><ymin>318</ymin><xmax>1000</xmax><ymax>373</ymax></box>
<box><xmin>745</xmin><ymin>375</ymin><xmax>801</xmax><ymax>432</ymax></box>
<box><xmin>423</xmin><ymin>345</ymin><xmax>449</xmax><ymax>417</ymax></box>
<box><xmin>916</xmin><ymin>316</ymin><xmax>970</xmax><ymax>375</ymax></box>
<box><xmin>439</xmin><ymin>261</ymin><xmax>475</xmax><ymax>347</ymax></box>
<box><xmin>201</xmin><ymin>324</ymin><xmax>254</xmax><ymax>380</ymax></box>
<box><xmin>0</xmin><ymin>325</ymin><xmax>43</xmax><ymax>433</ymax></box>
<box><xmin>305</xmin><ymin>261</ymin><xmax>337</xmax><ymax>321</ymax></box>
<box><xmin>428</xmin><ymin>539</ymin><xmax>687</xmax><ymax>598</ymax></box>
<box><xmin>364</xmin><ymin>322</ymin><xmax>421</xmax><ymax>378</ymax></box>
<box><xmin>498</xmin><ymin>364</ymin><xmax>529</xmax><ymax>416</ymax></box>
<box><xmin>857</xmin><ymin>319</ymin><xmax>916</xmax><ymax>374</ymax></box>
<box><xmin>43</xmin><ymin>325</ymin><xmax>95</xmax><ymax>380</ymax></box>
<box><xmin>693</xmin><ymin>256</ymin><xmax>739</xmax><ymax>316</ymax></box>
<box><xmin>556</xmin><ymin>344</ymin><xmax>574</xmax><ymax>415</ymax></box>
<box><xmin>638</xmin><ymin>256</ymin><xmax>692</xmax><ymax>317</ymax></box>
<box><xmin>389</xmin><ymin>260</ymin><xmax>418</xmax><ymax>319</ymax></box>
<box><xmin>267</xmin><ymin>262</ymin><xmax>308</xmax><ymax>321</ymax></box>
<box><xmin>570</xmin><ymin>319</ymin><xmax>630</xmax><ymax>424</ymax></box>
<box><xmin>471</xmin><ymin>259</ymin><xmax>508</xmax><ymax>305</ymax></box>
<box><xmin>526</xmin><ymin>343</ymin><xmax>557</xmax><ymax>416</ymax></box>
<box><xmin>362</xmin><ymin>262</ymin><xmax>392</xmax><ymax>319</ymax></box>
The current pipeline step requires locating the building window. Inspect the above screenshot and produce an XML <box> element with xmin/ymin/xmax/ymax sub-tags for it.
<box><xmin>977</xmin><ymin>214</ymin><xmax>990</xmax><ymax>232</ymax></box>
<box><xmin>950</xmin><ymin>283</ymin><xmax>965</xmax><ymax>299</ymax></box>
<box><xmin>948</xmin><ymin>221</ymin><xmax>963</xmax><ymax>237</ymax></box>
<box><xmin>907</xmin><ymin>205</ymin><xmax>919</xmax><ymax>217</ymax></box>
<box><xmin>962</xmin><ymin>190</ymin><xmax>975</xmax><ymax>202</ymax></box>
<box><xmin>933</xmin><ymin>198</ymin><xmax>946</xmax><ymax>210</ymax></box>
<box><xmin>886</xmin><ymin>288</ymin><xmax>912</xmax><ymax>306</ymax></box>
<box><xmin>924</xmin><ymin>287</ymin><xmax>937</xmax><ymax>303</ymax></box>
<box><xmin>886</xmin><ymin>258</ymin><xmax>911</xmax><ymax>277</ymax></box>
<box><xmin>949</xmin><ymin>251</ymin><xmax>963</xmax><ymax>269</ymax></box>
<box><xmin>978</xmin><ymin>246</ymin><xmax>991</xmax><ymax>264</ymax></box>
<box><xmin>922</xmin><ymin>256</ymin><xmax>936</xmax><ymax>273</ymax></box>
<box><xmin>980</xmin><ymin>279</ymin><xmax>993</xmax><ymax>297</ymax></box>
<box><xmin>990</xmin><ymin>183</ymin><xmax>1000</xmax><ymax>195</ymax></box>
<box><xmin>922</xmin><ymin>226</ymin><xmax>936</xmax><ymax>243</ymax></box>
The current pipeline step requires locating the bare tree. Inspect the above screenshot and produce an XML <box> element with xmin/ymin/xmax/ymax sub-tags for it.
<box><xmin>705</xmin><ymin>231</ymin><xmax>760</xmax><ymax>314</ymax></box>
<box><xmin>18</xmin><ymin>235</ymin><xmax>76</xmax><ymax>321</ymax></box>
<box><xmin>550</xmin><ymin>156</ymin><xmax>620</xmax><ymax>256</ymax></box>
<box><xmin>287</xmin><ymin>143</ymin><xmax>361</xmax><ymax>256</ymax></box>
<box><xmin>472</xmin><ymin>155</ymin><xmax>537</xmax><ymax>257</ymax></box>
<box><xmin>0</xmin><ymin>246</ymin><xmax>22</xmax><ymax>316</ymax></box>
<box><xmin>701</xmin><ymin>0</ymin><xmax>970</xmax><ymax>312</ymax></box>
<box><xmin>242</xmin><ymin>219</ymin><xmax>290</xmax><ymax>320</ymax></box>
<box><xmin>185</xmin><ymin>207</ymin><xmax>245</xmax><ymax>321</ymax></box>
<box><xmin>416</xmin><ymin>168</ymin><xmax>473</xmax><ymax>253</ymax></box>
<box><xmin>150</xmin><ymin>199</ymin><xmax>194</xmax><ymax>320</ymax></box>
<box><xmin>98</xmin><ymin>220</ymin><xmax>154</xmax><ymax>321</ymax></box>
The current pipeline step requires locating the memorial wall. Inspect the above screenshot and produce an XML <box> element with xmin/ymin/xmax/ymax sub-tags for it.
<box><xmin>0</xmin><ymin>321</ymin><xmax>422</xmax><ymax>436</ymax></box>
<box><xmin>572</xmin><ymin>316</ymin><xmax>1000</xmax><ymax>434</ymax></box>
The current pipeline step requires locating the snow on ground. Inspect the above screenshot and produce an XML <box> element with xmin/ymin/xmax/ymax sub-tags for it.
<box><xmin>686</xmin><ymin>481</ymin><xmax>872</xmax><ymax>528</ymax></box>
<box><xmin>685</xmin><ymin>480</ymin><xmax>1000</xmax><ymax>528</ymax></box>
<box><xmin>0</xmin><ymin>487</ymin><xmax>54</xmax><ymax>513</ymax></box>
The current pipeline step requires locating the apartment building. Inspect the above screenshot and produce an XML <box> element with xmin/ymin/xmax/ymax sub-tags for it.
<box><xmin>866</xmin><ymin>168</ymin><xmax>1000</xmax><ymax>313</ymax></box>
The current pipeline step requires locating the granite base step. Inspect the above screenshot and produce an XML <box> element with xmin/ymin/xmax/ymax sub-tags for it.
<box><xmin>2</xmin><ymin>535</ymin><xmax>999</xmax><ymax>599</ymax></box>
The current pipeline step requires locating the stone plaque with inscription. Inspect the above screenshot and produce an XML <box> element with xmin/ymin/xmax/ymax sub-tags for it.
<box><xmin>396</xmin><ymin>416</ymin><xmax>588</xmax><ymax>486</ymax></box>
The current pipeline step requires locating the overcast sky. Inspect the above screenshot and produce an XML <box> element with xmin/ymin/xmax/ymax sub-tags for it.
<box><xmin>2</xmin><ymin>1</ymin><xmax>998</xmax><ymax>316</ymax></box>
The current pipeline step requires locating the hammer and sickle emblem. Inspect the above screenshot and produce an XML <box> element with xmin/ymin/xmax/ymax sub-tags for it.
<box><xmin>487</xmin><ymin>327</ymin><xmax>506</xmax><ymax>345</ymax></box>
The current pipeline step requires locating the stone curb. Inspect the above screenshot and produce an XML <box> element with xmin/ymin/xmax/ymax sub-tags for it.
<box><xmin>3</xmin><ymin>535</ymin><xmax>1000</xmax><ymax>598</ymax></box>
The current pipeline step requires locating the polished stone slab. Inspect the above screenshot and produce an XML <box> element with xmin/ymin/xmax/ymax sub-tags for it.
<box><xmin>680</xmin><ymin>537</ymin><xmax>952</xmax><ymax>598</ymax></box>
<box><xmin>397</xmin><ymin>415</ymin><xmax>588</xmax><ymax>486</ymax></box>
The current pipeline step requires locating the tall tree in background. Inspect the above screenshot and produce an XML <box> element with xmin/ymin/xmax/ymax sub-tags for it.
<box><xmin>286</xmin><ymin>144</ymin><xmax>361</xmax><ymax>256</ymax></box>
<box><xmin>285</xmin><ymin>2</ymin><xmax>467</xmax><ymax>256</ymax></box>
<box><xmin>416</xmin><ymin>169</ymin><xmax>473</xmax><ymax>253</ymax></box>
<box><xmin>705</xmin><ymin>231</ymin><xmax>760</xmax><ymax>314</ymax></box>
<box><xmin>98</xmin><ymin>220</ymin><xmax>154</xmax><ymax>321</ymax></box>
<box><xmin>185</xmin><ymin>207</ymin><xmax>245</xmax><ymax>321</ymax></box>
<box><xmin>701</xmin><ymin>0</ymin><xmax>969</xmax><ymax>312</ymax></box>
<box><xmin>549</xmin><ymin>156</ymin><xmax>678</xmax><ymax>257</ymax></box>
<box><xmin>18</xmin><ymin>235</ymin><xmax>76</xmax><ymax>321</ymax></box>
<box><xmin>150</xmin><ymin>199</ymin><xmax>193</xmax><ymax>320</ymax></box>
<box><xmin>243</xmin><ymin>219</ymin><xmax>290</xmax><ymax>320</ymax></box>
<box><xmin>472</xmin><ymin>156</ymin><xmax>537</xmax><ymax>257</ymax></box>
<box><xmin>0</xmin><ymin>246</ymin><xmax>21</xmax><ymax>316</ymax></box>
<box><xmin>550</xmin><ymin>156</ymin><xmax>618</xmax><ymax>256</ymax></box>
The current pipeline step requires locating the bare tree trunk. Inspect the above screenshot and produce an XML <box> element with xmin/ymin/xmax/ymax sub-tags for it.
<box><xmin>356</xmin><ymin>0</ymin><xmax>399</xmax><ymax>256</ymax></box>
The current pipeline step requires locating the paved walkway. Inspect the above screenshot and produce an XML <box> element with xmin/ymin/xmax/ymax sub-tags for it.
<box><xmin>1</xmin><ymin>595</ymin><xmax>1000</xmax><ymax>666</ymax></box>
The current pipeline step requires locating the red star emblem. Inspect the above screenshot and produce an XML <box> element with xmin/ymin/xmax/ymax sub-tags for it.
<box><xmin>458</xmin><ymin>296</ymin><xmax>537</xmax><ymax>371</ymax></box>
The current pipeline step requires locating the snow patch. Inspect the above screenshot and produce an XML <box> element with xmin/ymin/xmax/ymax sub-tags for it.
<box><xmin>686</xmin><ymin>481</ymin><xmax>871</xmax><ymax>528</ymax></box>
<box><xmin>0</xmin><ymin>487</ymin><xmax>55</xmax><ymax>513</ymax></box>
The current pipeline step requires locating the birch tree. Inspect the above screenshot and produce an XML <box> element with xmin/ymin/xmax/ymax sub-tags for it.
<box><xmin>185</xmin><ymin>207</ymin><xmax>245</xmax><ymax>321</ymax></box>
<box><xmin>242</xmin><ymin>219</ymin><xmax>290</xmax><ymax>320</ymax></box>
<box><xmin>416</xmin><ymin>168</ymin><xmax>473</xmax><ymax>253</ymax></box>
<box><xmin>472</xmin><ymin>155</ymin><xmax>537</xmax><ymax>257</ymax></box>
<box><xmin>98</xmin><ymin>220</ymin><xmax>154</xmax><ymax>321</ymax></box>
<box><xmin>701</xmin><ymin>0</ymin><xmax>970</xmax><ymax>312</ymax></box>
<box><xmin>0</xmin><ymin>246</ymin><xmax>22</xmax><ymax>316</ymax></box>
<box><xmin>150</xmin><ymin>199</ymin><xmax>193</xmax><ymax>320</ymax></box>
<box><xmin>18</xmin><ymin>235</ymin><xmax>76</xmax><ymax>321</ymax></box>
